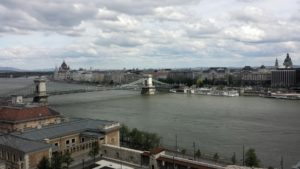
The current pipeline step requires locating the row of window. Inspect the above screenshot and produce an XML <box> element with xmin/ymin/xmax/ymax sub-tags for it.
<box><xmin>0</xmin><ymin>149</ymin><xmax>23</xmax><ymax>162</ymax></box>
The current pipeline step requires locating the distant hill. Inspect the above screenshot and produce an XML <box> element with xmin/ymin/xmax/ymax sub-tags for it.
<box><xmin>0</xmin><ymin>67</ymin><xmax>54</xmax><ymax>73</ymax></box>
<box><xmin>0</xmin><ymin>67</ymin><xmax>27</xmax><ymax>72</ymax></box>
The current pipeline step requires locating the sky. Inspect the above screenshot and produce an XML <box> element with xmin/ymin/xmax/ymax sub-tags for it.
<box><xmin>0</xmin><ymin>0</ymin><xmax>300</xmax><ymax>70</ymax></box>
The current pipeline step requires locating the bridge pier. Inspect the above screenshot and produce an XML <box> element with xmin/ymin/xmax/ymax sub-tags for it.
<box><xmin>141</xmin><ymin>75</ymin><xmax>156</xmax><ymax>95</ymax></box>
<box><xmin>33</xmin><ymin>78</ymin><xmax>48</xmax><ymax>105</ymax></box>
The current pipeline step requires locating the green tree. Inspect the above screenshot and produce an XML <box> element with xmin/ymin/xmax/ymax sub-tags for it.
<box><xmin>245</xmin><ymin>148</ymin><xmax>260</xmax><ymax>167</ymax></box>
<box><xmin>51</xmin><ymin>152</ymin><xmax>63</xmax><ymax>169</ymax></box>
<box><xmin>196</xmin><ymin>78</ymin><xmax>204</xmax><ymax>87</ymax></box>
<box><xmin>37</xmin><ymin>156</ymin><xmax>51</xmax><ymax>169</ymax></box>
<box><xmin>231</xmin><ymin>152</ymin><xmax>236</xmax><ymax>164</ymax></box>
<box><xmin>122</xmin><ymin>125</ymin><xmax>160</xmax><ymax>151</ymax></box>
<box><xmin>181</xmin><ymin>149</ymin><xmax>186</xmax><ymax>158</ymax></box>
<box><xmin>195</xmin><ymin>149</ymin><xmax>201</xmax><ymax>160</ymax></box>
<box><xmin>89</xmin><ymin>142</ymin><xmax>100</xmax><ymax>163</ymax></box>
<box><xmin>213</xmin><ymin>153</ymin><xmax>219</xmax><ymax>162</ymax></box>
<box><xmin>62</xmin><ymin>151</ymin><xmax>74</xmax><ymax>169</ymax></box>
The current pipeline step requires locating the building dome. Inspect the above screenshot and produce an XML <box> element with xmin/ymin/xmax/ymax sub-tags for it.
<box><xmin>283</xmin><ymin>53</ymin><xmax>293</xmax><ymax>68</ymax></box>
<box><xmin>59</xmin><ymin>61</ymin><xmax>70</xmax><ymax>71</ymax></box>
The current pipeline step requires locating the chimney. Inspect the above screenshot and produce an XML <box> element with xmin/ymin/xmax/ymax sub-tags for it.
<box><xmin>11</xmin><ymin>96</ymin><xmax>23</xmax><ymax>105</ymax></box>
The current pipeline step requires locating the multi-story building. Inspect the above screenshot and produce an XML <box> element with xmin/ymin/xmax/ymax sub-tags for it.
<box><xmin>0</xmin><ymin>118</ymin><xmax>120</xmax><ymax>169</ymax></box>
<box><xmin>167</xmin><ymin>69</ymin><xmax>195</xmax><ymax>81</ymax></box>
<box><xmin>0</xmin><ymin>134</ymin><xmax>53</xmax><ymax>169</ymax></box>
<box><xmin>241</xmin><ymin>66</ymin><xmax>271</xmax><ymax>86</ymax></box>
<box><xmin>0</xmin><ymin>105</ymin><xmax>62</xmax><ymax>133</ymax></box>
<box><xmin>271</xmin><ymin>69</ymin><xmax>297</xmax><ymax>88</ymax></box>
<box><xmin>271</xmin><ymin>54</ymin><xmax>300</xmax><ymax>88</ymax></box>
<box><xmin>201</xmin><ymin>67</ymin><xmax>230</xmax><ymax>84</ymax></box>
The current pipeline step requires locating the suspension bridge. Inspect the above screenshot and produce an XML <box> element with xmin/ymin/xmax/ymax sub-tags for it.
<box><xmin>0</xmin><ymin>76</ymin><xmax>171</xmax><ymax>101</ymax></box>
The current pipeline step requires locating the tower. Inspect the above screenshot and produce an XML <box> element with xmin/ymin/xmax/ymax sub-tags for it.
<box><xmin>275</xmin><ymin>58</ymin><xmax>279</xmax><ymax>69</ymax></box>
<box><xmin>141</xmin><ymin>74</ymin><xmax>156</xmax><ymax>95</ymax></box>
<box><xmin>33</xmin><ymin>78</ymin><xmax>48</xmax><ymax>104</ymax></box>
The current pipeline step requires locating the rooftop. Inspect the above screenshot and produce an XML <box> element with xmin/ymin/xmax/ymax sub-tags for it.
<box><xmin>13</xmin><ymin>118</ymin><xmax>119</xmax><ymax>141</ymax></box>
<box><xmin>0</xmin><ymin>134</ymin><xmax>51</xmax><ymax>153</ymax></box>
<box><xmin>0</xmin><ymin>106</ymin><xmax>61</xmax><ymax>123</ymax></box>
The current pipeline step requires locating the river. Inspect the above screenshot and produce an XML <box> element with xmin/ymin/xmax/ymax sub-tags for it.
<box><xmin>1</xmin><ymin>78</ymin><xmax>300</xmax><ymax>168</ymax></box>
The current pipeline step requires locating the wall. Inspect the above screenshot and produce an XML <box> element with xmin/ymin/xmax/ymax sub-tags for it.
<box><xmin>14</xmin><ymin>117</ymin><xmax>61</xmax><ymax>131</ymax></box>
<box><xmin>0</xmin><ymin>145</ymin><xmax>25</xmax><ymax>169</ymax></box>
<box><xmin>105</xmin><ymin>130</ymin><xmax>120</xmax><ymax>146</ymax></box>
<box><xmin>101</xmin><ymin>144</ymin><xmax>143</xmax><ymax>166</ymax></box>
<box><xmin>28</xmin><ymin>149</ymin><xmax>50</xmax><ymax>169</ymax></box>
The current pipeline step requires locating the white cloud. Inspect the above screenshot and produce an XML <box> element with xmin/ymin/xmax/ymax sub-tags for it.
<box><xmin>0</xmin><ymin>0</ymin><xmax>300</xmax><ymax>69</ymax></box>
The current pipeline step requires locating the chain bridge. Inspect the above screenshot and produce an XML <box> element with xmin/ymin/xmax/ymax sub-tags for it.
<box><xmin>0</xmin><ymin>76</ymin><xmax>171</xmax><ymax>100</ymax></box>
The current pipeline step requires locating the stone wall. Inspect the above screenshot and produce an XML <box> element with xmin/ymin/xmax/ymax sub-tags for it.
<box><xmin>28</xmin><ymin>149</ymin><xmax>50</xmax><ymax>169</ymax></box>
<box><xmin>105</xmin><ymin>130</ymin><xmax>120</xmax><ymax>146</ymax></box>
<box><xmin>101</xmin><ymin>144</ymin><xmax>143</xmax><ymax>166</ymax></box>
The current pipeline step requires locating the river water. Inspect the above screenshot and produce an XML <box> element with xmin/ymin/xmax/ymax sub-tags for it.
<box><xmin>0</xmin><ymin>78</ymin><xmax>300</xmax><ymax>168</ymax></box>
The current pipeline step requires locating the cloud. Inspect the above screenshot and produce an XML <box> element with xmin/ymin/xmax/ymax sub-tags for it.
<box><xmin>0</xmin><ymin>0</ymin><xmax>299</xmax><ymax>69</ymax></box>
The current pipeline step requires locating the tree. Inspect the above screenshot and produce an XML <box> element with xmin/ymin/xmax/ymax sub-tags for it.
<box><xmin>245</xmin><ymin>148</ymin><xmax>260</xmax><ymax>167</ymax></box>
<box><xmin>213</xmin><ymin>153</ymin><xmax>219</xmax><ymax>162</ymax></box>
<box><xmin>89</xmin><ymin>142</ymin><xmax>100</xmax><ymax>163</ymax></box>
<box><xmin>51</xmin><ymin>152</ymin><xmax>63</xmax><ymax>169</ymax></box>
<box><xmin>121</xmin><ymin>125</ymin><xmax>160</xmax><ymax>151</ymax></box>
<box><xmin>181</xmin><ymin>149</ymin><xmax>186</xmax><ymax>158</ymax></box>
<box><xmin>62</xmin><ymin>151</ymin><xmax>74</xmax><ymax>169</ymax></box>
<box><xmin>196</xmin><ymin>78</ymin><xmax>204</xmax><ymax>87</ymax></box>
<box><xmin>195</xmin><ymin>149</ymin><xmax>202</xmax><ymax>160</ymax></box>
<box><xmin>120</xmin><ymin>124</ymin><xmax>130</xmax><ymax>143</ymax></box>
<box><xmin>231</xmin><ymin>152</ymin><xmax>236</xmax><ymax>164</ymax></box>
<box><xmin>37</xmin><ymin>156</ymin><xmax>51</xmax><ymax>169</ymax></box>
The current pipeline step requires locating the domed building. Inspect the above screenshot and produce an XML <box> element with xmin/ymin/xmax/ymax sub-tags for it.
<box><xmin>271</xmin><ymin>53</ymin><xmax>300</xmax><ymax>88</ymax></box>
<box><xmin>283</xmin><ymin>53</ymin><xmax>293</xmax><ymax>68</ymax></box>
<box><xmin>54</xmin><ymin>60</ymin><xmax>71</xmax><ymax>80</ymax></box>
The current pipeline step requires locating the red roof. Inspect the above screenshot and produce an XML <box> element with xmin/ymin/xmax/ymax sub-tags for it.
<box><xmin>0</xmin><ymin>106</ymin><xmax>60</xmax><ymax>123</ymax></box>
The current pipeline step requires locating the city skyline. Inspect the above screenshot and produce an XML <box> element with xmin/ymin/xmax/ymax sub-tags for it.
<box><xmin>1</xmin><ymin>0</ymin><xmax>300</xmax><ymax>69</ymax></box>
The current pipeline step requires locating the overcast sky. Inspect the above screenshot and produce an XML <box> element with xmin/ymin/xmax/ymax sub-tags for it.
<box><xmin>0</xmin><ymin>0</ymin><xmax>300</xmax><ymax>70</ymax></box>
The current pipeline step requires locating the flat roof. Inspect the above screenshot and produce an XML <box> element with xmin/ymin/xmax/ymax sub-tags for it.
<box><xmin>93</xmin><ymin>160</ymin><xmax>134</xmax><ymax>169</ymax></box>
<box><xmin>13</xmin><ymin>118</ymin><xmax>118</xmax><ymax>141</ymax></box>
<box><xmin>0</xmin><ymin>134</ymin><xmax>51</xmax><ymax>153</ymax></box>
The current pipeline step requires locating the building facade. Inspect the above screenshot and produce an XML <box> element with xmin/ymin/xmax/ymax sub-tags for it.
<box><xmin>0</xmin><ymin>106</ymin><xmax>62</xmax><ymax>133</ymax></box>
<box><xmin>0</xmin><ymin>134</ymin><xmax>52</xmax><ymax>169</ymax></box>
<box><xmin>271</xmin><ymin>69</ymin><xmax>297</xmax><ymax>88</ymax></box>
<box><xmin>53</xmin><ymin>61</ymin><xmax>71</xmax><ymax>80</ymax></box>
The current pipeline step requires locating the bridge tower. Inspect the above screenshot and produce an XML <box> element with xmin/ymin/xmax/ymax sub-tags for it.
<box><xmin>141</xmin><ymin>74</ymin><xmax>156</xmax><ymax>95</ymax></box>
<box><xmin>33</xmin><ymin>78</ymin><xmax>48</xmax><ymax>104</ymax></box>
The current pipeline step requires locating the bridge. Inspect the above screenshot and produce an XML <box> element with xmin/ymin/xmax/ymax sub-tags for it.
<box><xmin>0</xmin><ymin>76</ymin><xmax>171</xmax><ymax>101</ymax></box>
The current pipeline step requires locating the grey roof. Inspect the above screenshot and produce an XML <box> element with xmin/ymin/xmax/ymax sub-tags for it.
<box><xmin>13</xmin><ymin>118</ymin><xmax>116</xmax><ymax>141</ymax></box>
<box><xmin>0</xmin><ymin>134</ymin><xmax>51</xmax><ymax>153</ymax></box>
<box><xmin>80</xmin><ymin>131</ymin><xmax>105</xmax><ymax>139</ymax></box>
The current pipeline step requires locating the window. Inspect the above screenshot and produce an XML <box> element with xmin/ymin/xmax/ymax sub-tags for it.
<box><xmin>72</xmin><ymin>138</ymin><xmax>75</xmax><ymax>143</ymax></box>
<box><xmin>54</xmin><ymin>143</ymin><xmax>59</xmax><ymax>147</ymax></box>
<box><xmin>13</xmin><ymin>154</ymin><xmax>16</xmax><ymax>162</ymax></box>
<box><xmin>66</xmin><ymin>140</ymin><xmax>70</xmax><ymax>145</ymax></box>
<box><xmin>81</xmin><ymin>138</ymin><xmax>85</xmax><ymax>143</ymax></box>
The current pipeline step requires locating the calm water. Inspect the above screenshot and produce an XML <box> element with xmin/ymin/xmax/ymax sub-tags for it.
<box><xmin>1</xmin><ymin>78</ymin><xmax>300</xmax><ymax>168</ymax></box>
